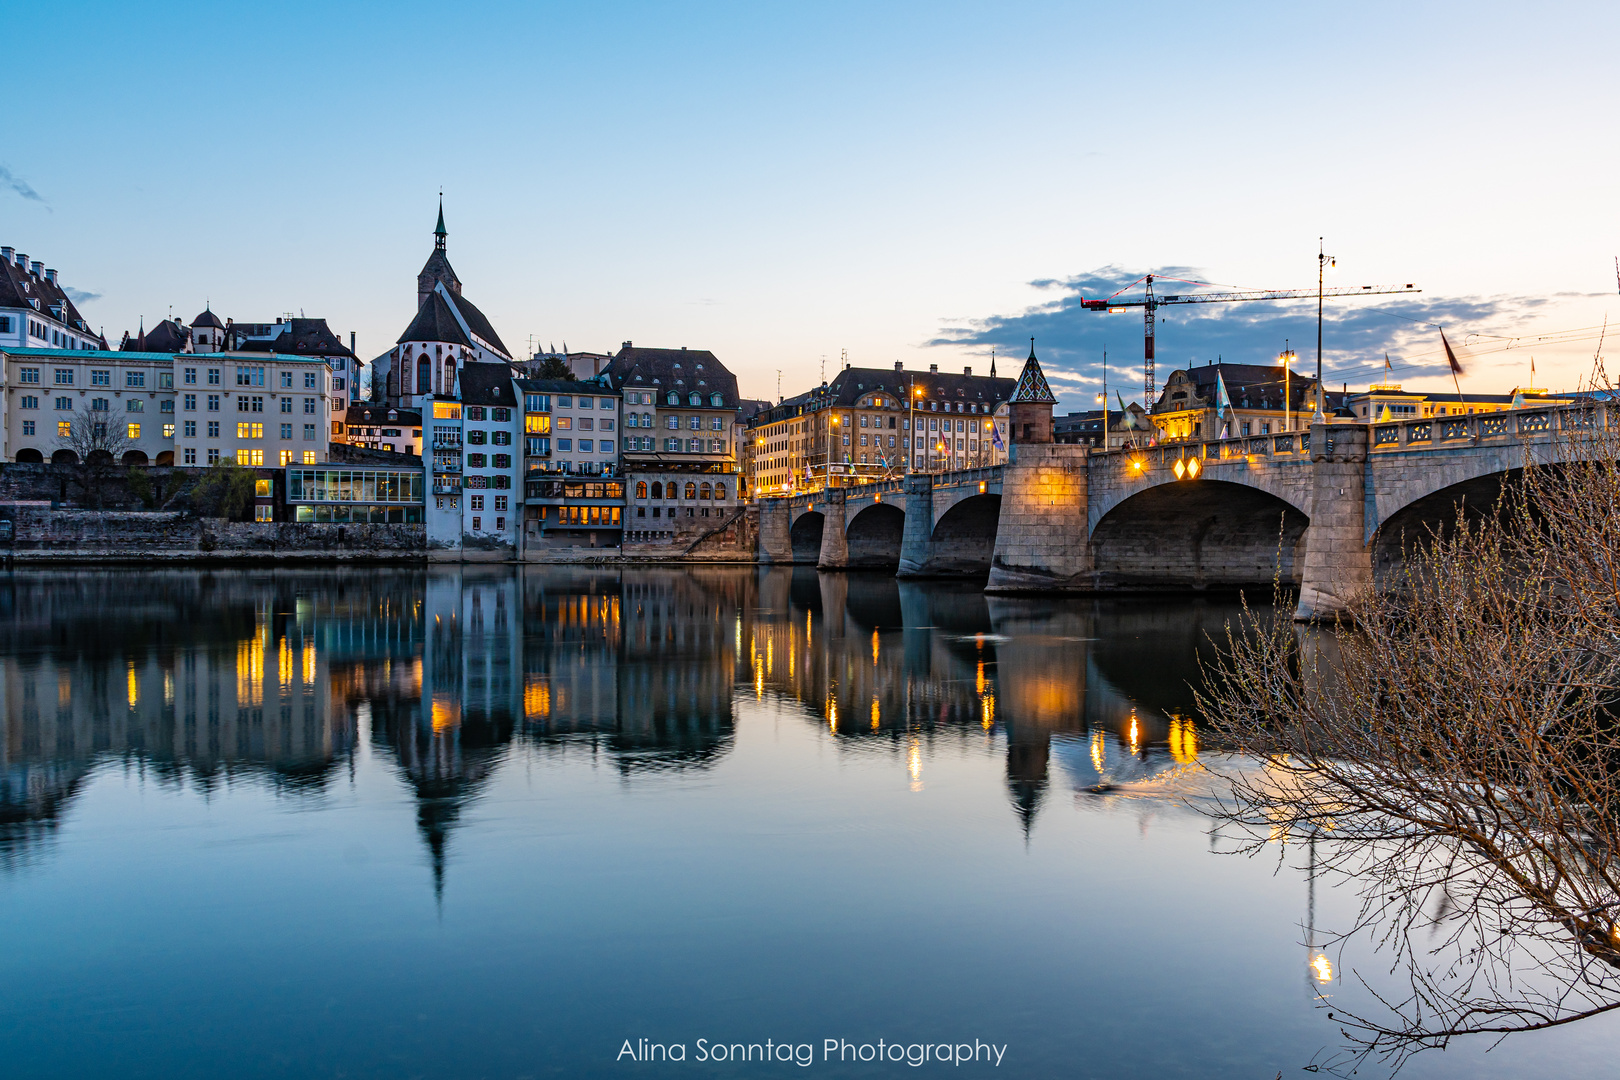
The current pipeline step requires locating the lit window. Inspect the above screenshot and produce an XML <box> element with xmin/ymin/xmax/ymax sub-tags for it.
<box><xmin>255</xmin><ymin>505</ymin><xmax>273</xmax><ymax>522</ymax></box>
<box><xmin>127</xmin><ymin>423</ymin><xmax>141</xmax><ymax>439</ymax></box>
<box><xmin>163</xmin><ymin>424</ymin><xmax>175</xmax><ymax>438</ymax></box>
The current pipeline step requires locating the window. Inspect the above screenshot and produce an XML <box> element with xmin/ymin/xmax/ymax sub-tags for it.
<box><xmin>57</xmin><ymin>420</ymin><xmax>72</xmax><ymax>437</ymax></box>
<box><xmin>279</xmin><ymin>450</ymin><xmax>295</xmax><ymax>466</ymax></box>
<box><xmin>491</xmin><ymin>430</ymin><xmax>511</xmax><ymax>445</ymax></box>
<box><xmin>206</xmin><ymin>421</ymin><xmax>220</xmax><ymax>438</ymax></box>
<box><xmin>666</xmin><ymin>392</ymin><xmax>679</xmax><ymax>405</ymax></box>
<box><xmin>163</xmin><ymin>423</ymin><xmax>175</xmax><ymax>439</ymax></box>
<box><xmin>303</xmin><ymin>451</ymin><xmax>317</xmax><ymax>464</ymax></box>
<box><xmin>184</xmin><ymin>367</ymin><xmax>197</xmax><ymax>385</ymax></box>
<box><xmin>466</xmin><ymin>406</ymin><xmax>487</xmax><ymax>421</ymax></box>
<box><xmin>467</xmin><ymin>453</ymin><xmax>487</xmax><ymax>467</ymax></box>
<box><xmin>303</xmin><ymin>397</ymin><xmax>316</xmax><ymax>414</ymax></box>
<box><xmin>471</xmin><ymin>516</ymin><xmax>481</xmax><ymax>531</ymax></box>
<box><xmin>304</xmin><ymin>372</ymin><xmax>318</xmax><ymax>389</ymax></box>
<box><xmin>20</xmin><ymin>395</ymin><xmax>37</xmax><ymax>409</ymax></box>
<box><xmin>54</xmin><ymin>369</ymin><xmax>73</xmax><ymax>385</ymax></box>
<box><xmin>467</xmin><ymin>430</ymin><xmax>487</xmax><ymax>445</ymax></box>
<box><xmin>127</xmin><ymin>423</ymin><xmax>141</xmax><ymax>439</ymax></box>
<box><xmin>160</xmin><ymin>399</ymin><xmax>173</xmax><ymax>414</ymax></box>
<box><xmin>665</xmin><ymin>416</ymin><xmax>678</xmax><ymax>429</ymax></box>
<box><xmin>207</xmin><ymin>368</ymin><xmax>221</xmax><ymax>385</ymax></box>
<box><xmin>281</xmin><ymin>371</ymin><xmax>293</xmax><ymax>388</ymax></box>
<box><xmin>685</xmin><ymin>482</ymin><xmax>698</xmax><ymax>499</ymax></box>
<box><xmin>493</xmin><ymin>454</ymin><xmax>512</xmax><ymax>468</ymax></box>
<box><xmin>254</xmin><ymin>505</ymin><xmax>274</xmax><ymax>522</ymax></box>
<box><xmin>280</xmin><ymin>398</ymin><xmax>293</xmax><ymax>413</ymax></box>
<box><xmin>126</xmin><ymin>371</ymin><xmax>145</xmax><ymax>388</ymax></box>
<box><xmin>711</xmin><ymin>417</ymin><xmax>724</xmax><ymax>431</ymax></box>
<box><xmin>237</xmin><ymin>422</ymin><xmax>264</xmax><ymax>439</ymax></box>
<box><xmin>236</xmin><ymin>365</ymin><xmax>264</xmax><ymax>386</ymax></box>
<box><xmin>493</xmin><ymin>408</ymin><xmax>511</xmax><ymax>422</ymax></box>
<box><xmin>578</xmin><ymin>440</ymin><xmax>593</xmax><ymax>452</ymax></box>
<box><xmin>280</xmin><ymin>423</ymin><xmax>293</xmax><ymax>440</ymax></box>
<box><xmin>715</xmin><ymin>484</ymin><xmax>727</xmax><ymax>500</ymax></box>
<box><xmin>21</xmin><ymin>420</ymin><xmax>34</xmax><ymax>436</ymax></box>
<box><xmin>689</xmin><ymin>416</ymin><xmax>702</xmax><ymax>430</ymax></box>
<box><xmin>183</xmin><ymin>393</ymin><xmax>197</xmax><ymax>410</ymax></box>
<box><xmin>578</xmin><ymin>417</ymin><xmax>594</xmax><ymax>431</ymax></box>
<box><xmin>470</xmin><ymin>495</ymin><xmax>485</xmax><ymax>511</ymax></box>
<box><xmin>636</xmin><ymin>481</ymin><xmax>647</xmax><ymax>499</ymax></box>
<box><xmin>19</xmin><ymin>367</ymin><xmax>39</xmax><ymax>384</ymax></box>
<box><xmin>183</xmin><ymin>448</ymin><xmax>196</xmax><ymax>465</ymax></box>
<box><xmin>555</xmin><ymin>418</ymin><xmax>571</xmax><ymax>431</ymax></box>
<box><xmin>303</xmin><ymin>424</ymin><xmax>316</xmax><ymax>440</ymax></box>
<box><xmin>207</xmin><ymin>395</ymin><xmax>220</xmax><ymax>412</ymax></box>
<box><xmin>184</xmin><ymin>420</ymin><xmax>196</xmax><ymax>437</ymax></box>
<box><xmin>128</xmin><ymin>399</ymin><xmax>144</xmax><ymax>413</ymax></box>
<box><xmin>207</xmin><ymin>448</ymin><xmax>220</xmax><ymax>464</ymax></box>
<box><xmin>556</xmin><ymin>439</ymin><xmax>571</xmax><ymax>452</ymax></box>
<box><xmin>90</xmin><ymin>398</ymin><xmax>109</xmax><ymax>412</ymax></box>
<box><xmin>495</xmin><ymin>496</ymin><xmax>508</xmax><ymax>511</ymax></box>
<box><xmin>250</xmin><ymin>396</ymin><xmax>264</xmax><ymax>413</ymax></box>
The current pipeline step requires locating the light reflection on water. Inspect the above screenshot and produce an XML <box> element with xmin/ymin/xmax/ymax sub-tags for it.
<box><xmin>0</xmin><ymin>567</ymin><xmax>1613</xmax><ymax>1079</ymax></box>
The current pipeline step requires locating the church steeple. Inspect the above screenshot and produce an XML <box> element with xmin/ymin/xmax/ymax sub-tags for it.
<box><xmin>434</xmin><ymin>195</ymin><xmax>447</xmax><ymax>251</ymax></box>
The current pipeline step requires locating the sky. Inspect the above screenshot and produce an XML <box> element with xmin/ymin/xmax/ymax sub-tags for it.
<box><xmin>5</xmin><ymin>0</ymin><xmax>1618</xmax><ymax>413</ymax></box>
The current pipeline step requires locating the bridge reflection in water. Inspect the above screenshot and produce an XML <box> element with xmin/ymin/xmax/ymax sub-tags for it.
<box><xmin>0</xmin><ymin>566</ymin><xmax>1238</xmax><ymax>882</ymax></box>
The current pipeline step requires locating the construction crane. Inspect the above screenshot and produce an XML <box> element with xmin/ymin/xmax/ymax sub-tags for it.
<box><xmin>1081</xmin><ymin>274</ymin><xmax>1422</xmax><ymax>399</ymax></box>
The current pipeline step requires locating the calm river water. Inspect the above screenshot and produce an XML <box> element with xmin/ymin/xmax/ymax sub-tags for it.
<box><xmin>0</xmin><ymin>567</ymin><xmax>1614</xmax><ymax>1078</ymax></box>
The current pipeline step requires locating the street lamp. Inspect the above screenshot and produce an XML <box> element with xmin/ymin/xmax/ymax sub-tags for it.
<box><xmin>1316</xmin><ymin>238</ymin><xmax>1336</xmax><ymax>423</ymax></box>
<box><xmin>1279</xmin><ymin>343</ymin><xmax>1298</xmax><ymax>431</ymax></box>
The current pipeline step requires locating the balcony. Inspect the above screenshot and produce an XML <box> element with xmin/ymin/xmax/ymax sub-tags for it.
<box><xmin>432</xmin><ymin>434</ymin><xmax>463</xmax><ymax>449</ymax></box>
<box><xmin>432</xmin><ymin>459</ymin><xmax>462</xmax><ymax>474</ymax></box>
<box><xmin>432</xmin><ymin>481</ymin><xmax>462</xmax><ymax>495</ymax></box>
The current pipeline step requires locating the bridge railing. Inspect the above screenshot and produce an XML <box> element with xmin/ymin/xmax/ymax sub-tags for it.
<box><xmin>1367</xmin><ymin>402</ymin><xmax>1607</xmax><ymax>452</ymax></box>
<box><xmin>780</xmin><ymin>465</ymin><xmax>1007</xmax><ymax>507</ymax></box>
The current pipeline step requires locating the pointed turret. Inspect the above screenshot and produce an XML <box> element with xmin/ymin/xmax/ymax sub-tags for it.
<box><xmin>1009</xmin><ymin>338</ymin><xmax>1056</xmax><ymax>444</ymax></box>
<box><xmin>434</xmin><ymin>195</ymin><xmax>447</xmax><ymax>251</ymax></box>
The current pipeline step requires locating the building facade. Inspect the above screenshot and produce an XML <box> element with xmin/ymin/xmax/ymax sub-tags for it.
<box><xmin>0</xmin><ymin>247</ymin><xmax>107</xmax><ymax>353</ymax></box>
<box><xmin>3</xmin><ymin>348</ymin><xmax>333</xmax><ymax>467</ymax></box>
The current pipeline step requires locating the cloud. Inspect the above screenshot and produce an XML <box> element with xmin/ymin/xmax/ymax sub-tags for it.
<box><xmin>928</xmin><ymin>267</ymin><xmax>1554</xmax><ymax>410</ymax></box>
<box><xmin>0</xmin><ymin>165</ymin><xmax>47</xmax><ymax>207</ymax></box>
<box><xmin>64</xmin><ymin>287</ymin><xmax>102</xmax><ymax>305</ymax></box>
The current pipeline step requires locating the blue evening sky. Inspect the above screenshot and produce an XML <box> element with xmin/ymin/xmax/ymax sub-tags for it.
<box><xmin>5</xmin><ymin>1</ymin><xmax>1617</xmax><ymax>411</ymax></box>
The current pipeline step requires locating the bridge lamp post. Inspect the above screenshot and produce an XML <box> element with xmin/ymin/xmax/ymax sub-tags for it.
<box><xmin>1316</xmin><ymin>239</ymin><xmax>1336</xmax><ymax>424</ymax></box>
<box><xmin>1279</xmin><ymin>346</ymin><xmax>1299</xmax><ymax>431</ymax></box>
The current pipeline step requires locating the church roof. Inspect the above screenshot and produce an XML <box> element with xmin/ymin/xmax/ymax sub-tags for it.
<box><xmin>449</xmin><ymin>291</ymin><xmax>508</xmax><ymax>356</ymax></box>
<box><xmin>1011</xmin><ymin>343</ymin><xmax>1057</xmax><ymax>403</ymax></box>
<box><xmin>398</xmin><ymin>291</ymin><xmax>473</xmax><ymax>347</ymax></box>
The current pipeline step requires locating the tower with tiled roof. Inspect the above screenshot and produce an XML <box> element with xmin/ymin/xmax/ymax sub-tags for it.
<box><xmin>1010</xmin><ymin>339</ymin><xmax>1056</xmax><ymax>444</ymax></box>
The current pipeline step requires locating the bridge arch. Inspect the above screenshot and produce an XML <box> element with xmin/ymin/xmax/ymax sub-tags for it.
<box><xmin>1090</xmin><ymin>478</ymin><xmax>1309</xmax><ymax>590</ymax></box>
<box><xmin>1372</xmin><ymin>468</ymin><xmax>1517</xmax><ymax>582</ymax></box>
<box><xmin>845</xmin><ymin>502</ymin><xmax>905</xmax><ymax>568</ymax></box>
<box><xmin>789</xmin><ymin>510</ymin><xmax>825</xmax><ymax>562</ymax></box>
<box><xmin>1087</xmin><ymin>461</ymin><xmax>1311</xmax><ymax>539</ymax></box>
<box><xmin>928</xmin><ymin>493</ymin><xmax>1001</xmax><ymax>574</ymax></box>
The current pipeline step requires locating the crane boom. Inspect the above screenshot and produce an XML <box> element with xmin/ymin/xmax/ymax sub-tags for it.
<box><xmin>1081</xmin><ymin>274</ymin><xmax>1421</xmax><ymax>399</ymax></box>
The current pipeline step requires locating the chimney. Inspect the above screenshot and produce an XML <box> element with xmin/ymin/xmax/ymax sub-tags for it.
<box><xmin>894</xmin><ymin>360</ymin><xmax>903</xmax><ymax>371</ymax></box>
<box><xmin>350</xmin><ymin>331</ymin><xmax>356</xmax><ymax>355</ymax></box>
<box><xmin>0</xmin><ymin>247</ymin><xmax>11</xmax><ymax>261</ymax></box>
<box><xmin>29</xmin><ymin>261</ymin><xmax>42</xmax><ymax>277</ymax></box>
<box><xmin>929</xmin><ymin>363</ymin><xmax>938</xmax><ymax>373</ymax></box>
<box><xmin>44</xmin><ymin>269</ymin><xmax>57</xmax><ymax>284</ymax></box>
<box><xmin>963</xmin><ymin>366</ymin><xmax>972</xmax><ymax>376</ymax></box>
<box><xmin>16</xmin><ymin>252</ymin><xmax>28</xmax><ymax>268</ymax></box>
<box><xmin>622</xmin><ymin>340</ymin><xmax>632</xmax><ymax>350</ymax></box>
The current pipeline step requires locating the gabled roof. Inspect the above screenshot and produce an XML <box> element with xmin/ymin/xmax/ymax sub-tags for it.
<box><xmin>236</xmin><ymin>317</ymin><xmax>354</xmax><ymax>358</ymax></box>
<box><xmin>0</xmin><ymin>256</ymin><xmax>96</xmax><ymax>337</ymax></box>
<box><xmin>348</xmin><ymin>405</ymin><xmax>423</xmax><ymax>425</ymax></box>
<box><xmin>514</xmin><ymin>377</ymin><xmax>590</xmax><ymax>395</ymax></box>
<box><xmin>603</xmin><ymin>347</ymin><xmax>741</xmax><ymax>408</ymax></box>
<box><xmin>457</xmin><ymin>362</ymin><xmax>518</xmax><ymax>407</ymax></box>
<box><xmin>449</xmin><ymin>290</ymin><xmax>508</xmax><ymax>357</ymax></box>
<box><xmin>398</xmin><ymin>291</ymin><xmax>473</xmax><ymax>347</ymax></box>
<box><xmin>121</xmin><ymin>318</ymin><xmax>190</xmax><ymax>353</ymax></box>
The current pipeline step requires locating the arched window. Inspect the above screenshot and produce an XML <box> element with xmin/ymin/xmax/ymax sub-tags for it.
<box><xmin>699</xmin><ymin>482</ymin><xmax>712</xmax><ymax>500</ymax></box>
<box><xmin>709</xmin><ymin>393</ymin><xmax>723</xmax><ymax>407</ymax></box>
<box><xmin>688</xmin><ymin>392</ymin><xmax>701</xmax><ymax>406</ymax></box>
<box><xmin>666</xmin><ymin>392</ymin><xmax>679</xmax><ymax>405</ymax></box>
<box><xmin>684</xmin><ymin>482</ymin><xmax>697</xmax><ymax>500</ymax></box>
<box><xmin>444</xmin><ymin>359</ymin><xmax>454</xmax><ymax>392</ymax></box>
<box><xmin>651</xmin><ymin>481</ymin><xmax>663</xmax><ymax>499</ymax></box>
<box><xmin>635</xmin><ymin>481</ymin><xmax>647</xmax><ymax>499</ymax></box>
<box><xmin>714</xmin><ymin>484</ymin><xmax>727</xmax><ymax>501</ymax></box>
<box><xmin>417</xmin><ymin>358</ymin><xmax>430</xmax><ymax>393</ymax></box>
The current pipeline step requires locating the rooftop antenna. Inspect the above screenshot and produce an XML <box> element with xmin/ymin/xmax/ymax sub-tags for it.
<box><xmin>820</xmin><ymin>354</ymin><xmax>826</xmax><ymax>383</ymax></box>
<box><xmin>777</xmin><ymin>369</ymin><xmax>782</xmax><ymax>403</ymax></box>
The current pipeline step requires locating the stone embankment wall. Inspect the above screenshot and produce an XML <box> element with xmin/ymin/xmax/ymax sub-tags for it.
<box><xmin>0</xmin><ymin>507</ymin><xmax>426</xmax><ymax>562</ymax></box>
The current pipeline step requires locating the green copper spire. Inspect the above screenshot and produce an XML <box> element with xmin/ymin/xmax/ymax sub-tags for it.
<box><xmin>434</xmin><ymin>195</ymin><xmax>447</xmax><ymax>251</ymax></box>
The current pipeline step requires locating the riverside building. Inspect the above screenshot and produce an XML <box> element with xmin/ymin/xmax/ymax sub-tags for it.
<box><xmin>605</xmin><ymin>345</ymin><xmax>741</xmax><ymax>540</ymax></box>
<box><xmin>0</xmin><ymin>247</ymin><xmax>107</xmax><ymax>353</ymax></box>
<box><xmin>2</xmin><ymin>348</ymin><xmax>333</xmax><ymax>467</ymax></box>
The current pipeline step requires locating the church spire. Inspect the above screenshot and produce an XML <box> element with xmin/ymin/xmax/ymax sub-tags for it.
<box><xmin>434</xmin><ymin>194</ymin><xmax>447</xmax><ymax>251</ymax></box>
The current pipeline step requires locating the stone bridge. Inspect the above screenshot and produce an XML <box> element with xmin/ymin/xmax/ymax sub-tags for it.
<box><xmin>758</xmin><ymin>404</ymin><xmax>1595</xmax><ymax>619</ymax></box>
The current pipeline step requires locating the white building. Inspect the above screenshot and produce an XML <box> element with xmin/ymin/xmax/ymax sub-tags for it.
<box><xmin>0</xmin><ymin>247</ymin><xmax>107</xmax><ymax>353</ymax></box>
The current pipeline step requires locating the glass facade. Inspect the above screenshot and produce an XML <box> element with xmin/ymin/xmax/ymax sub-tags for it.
<box><xmin>286</xmin><ymin>467</ymin><xmax>426</xmax><ymax>523</ymax></box>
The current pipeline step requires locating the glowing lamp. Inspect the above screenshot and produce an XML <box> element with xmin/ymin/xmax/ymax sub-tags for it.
<box><xmin>1186</xmin><ymin>456</ymin><xmax>1201</xmax><ymax>479</ymax></box>
<box><xmin>1173</xmin><ymin>458</ymin><xmax>1186</xmax><ymax>480</ymax></box>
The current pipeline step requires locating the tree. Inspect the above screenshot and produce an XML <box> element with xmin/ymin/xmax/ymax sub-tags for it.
<box><xmin>533</xmin><ymin>354</ymin><xmax>576</xmax><ymax>381</ymax></box>
<box><xmin>1197</xmin><ymin>406</ymin><xmax>1620</xmax><ymax>1073</ymax></box>
<box><xmin>186</xmin><ymin>461</ymin><xmax>257</xmax><ymax>520</ymax></box>
<box><xmin>55</xmin><ymin>407</ymin><xmax>133</xmax><ymax>508</ymax></box>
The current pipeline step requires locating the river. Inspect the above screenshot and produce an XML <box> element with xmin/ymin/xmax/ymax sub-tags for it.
<box><xmin>0</xmin><ymin>567</ymin><xmax>1612</xmax><ymax>1078</ymax></box>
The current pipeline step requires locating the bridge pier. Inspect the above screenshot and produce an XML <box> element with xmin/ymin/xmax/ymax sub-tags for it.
<box><xmin>985</xmin><ymin>444</ymin><xmax>1093</xmax><ymax>592</ymax></box>
<box><xmin>817</xmin><ymin>488</ymin><xmax>850</xmax><ymax>569</ymax></box>
<box><xmin>896</xmin><ymin>473</ymin><xmax>935</xmax><ymax>577</ymax></box>
<box><xmin>757</xmin><ymin>498</ymin><xmax>793</xmax><ymax>563</ymax></box>
<box><xmin>1295</xmin><ymin>421</ymin><xmax>1373</xmax><ymax>622</ymax></box>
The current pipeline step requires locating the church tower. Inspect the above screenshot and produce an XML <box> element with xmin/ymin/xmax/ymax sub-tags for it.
<box><xmin>416</xmin><ymin>196</ymin><xmax>462</xmax><ymax>309</ymax></box>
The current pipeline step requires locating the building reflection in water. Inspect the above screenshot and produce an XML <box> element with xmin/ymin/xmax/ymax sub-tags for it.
<box><xmin>0</xmin><ymin>566</ymin><xmax>1237</xmax><ymax>880</ymax></box>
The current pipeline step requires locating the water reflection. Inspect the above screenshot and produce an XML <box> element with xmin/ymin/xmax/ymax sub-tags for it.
<box><xmin>0</xmin><ymin>567</ymin><xmax>1241</xmax><ymax>880</ymax></box>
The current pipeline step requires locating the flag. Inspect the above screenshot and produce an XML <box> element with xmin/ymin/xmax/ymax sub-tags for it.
<box><xmin>991</xmin><ymin>422</ymin><xmax>1005</xmax><ymax>451</ymax></box>
<box><xmin>1379</xmin><ymin>404</ymin><xmax>1392</xmax><ymax>422</ymax></box>
<box><xmin>1116</xmin><ymin>392</ymin><xmax>1135</xmax><ymax>428</ymax></box>
<box><xmin>1384</xmin><ymin>352</ymin><xmax>1392</xmax><ymax>376</ymax></box>
<box><xmin>1215</xmin><ymin>371</ymin><xmax>1233</xmax><ymax>417</ymax></box>
<box><xmin>1441</xmin><ymin>329</ymin><xmax>1464</xmax><ymax>376</ymax></box>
